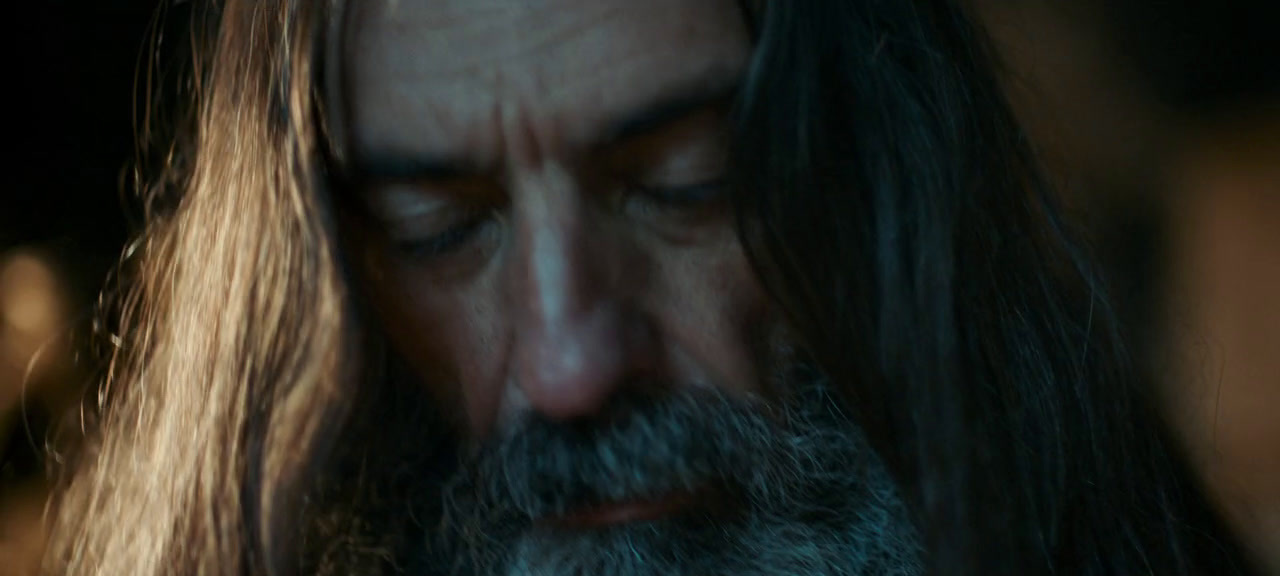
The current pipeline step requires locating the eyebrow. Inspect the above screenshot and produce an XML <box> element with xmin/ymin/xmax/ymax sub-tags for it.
<box><xmin>594</xmin><ymin>76</ymin><xmax>740</xmax><ymax>148</ymax></box>
<box><xmin>350</xmin><ymin>152</ymin><xmax>481</xmax><ymax>183</ymax></box>
<box><xmin>350</xmin><ymin>72</ymin><xmax>742</xmax><ymax>183</ymax></box>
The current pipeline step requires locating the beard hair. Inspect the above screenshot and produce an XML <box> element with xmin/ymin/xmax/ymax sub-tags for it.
<box><xmin>298</xmin><ymin>361</ymin><xmax>922</xmax><ymax>576</ymax></box>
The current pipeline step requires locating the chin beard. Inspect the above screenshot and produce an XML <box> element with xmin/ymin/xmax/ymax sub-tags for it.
<box><xmin>299</xmin><ymin>366</ymin><xmax>922</xmax><ymax>576</ymax></box>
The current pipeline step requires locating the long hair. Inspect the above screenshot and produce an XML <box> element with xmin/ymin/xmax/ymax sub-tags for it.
<box><xmin>45</xmin><ymin>1</ymin><xmax>1254</xmax><ymax>575</ymax></box>
<box><xmin>46</xmin><ymin>2</ymin><xmax>353</xmax><ymax>575</ymax></box>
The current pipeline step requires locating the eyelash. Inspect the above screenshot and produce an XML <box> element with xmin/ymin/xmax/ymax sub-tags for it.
<box><xmin>629</xmin><ymin>177</ymin><xmax>726</xmax><ymax>207</ymax></box>
<box><xmin>395</xmin><ymin>209</ymin><xmax>495</xmax><ymax>259</ymax></box>
<box><xmin>395</xmin><ymin>177</ymin><xmax>727</xmax><ymax>260</ymax></box>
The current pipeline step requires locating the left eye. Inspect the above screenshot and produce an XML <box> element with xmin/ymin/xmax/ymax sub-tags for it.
<box><xmin>631</xmin><ymin>178</ymin><xmax>727</xmax><ymax>208</ymax></box>
<box><xmin>620</xmin><ymin>176</ymin><xmax>730</xmax><ymax>238</ymax></box>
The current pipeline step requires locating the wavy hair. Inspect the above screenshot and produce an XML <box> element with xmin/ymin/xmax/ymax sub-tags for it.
<box><xmin>45</xmin><ymin>1</ymin><xmax>1255</xmax><ymax>575</ymax></box>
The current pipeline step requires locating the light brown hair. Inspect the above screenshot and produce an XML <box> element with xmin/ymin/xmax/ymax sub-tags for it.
<box><xmin>44</xmin><ymin>2</ymin><xmax>353</xmax><ymax>574</ymax></box>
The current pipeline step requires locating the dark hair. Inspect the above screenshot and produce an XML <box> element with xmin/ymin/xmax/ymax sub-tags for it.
<box><xmin>730</xmin><ymin>1</ymin><xmax>1254</xmax><ymax>574</ymax></box>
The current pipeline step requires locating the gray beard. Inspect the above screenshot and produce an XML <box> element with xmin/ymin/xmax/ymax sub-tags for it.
<box><xmin>302</xmin><ymin>367</ymin><xmax>922</xmax><ymax>576</ymax></box>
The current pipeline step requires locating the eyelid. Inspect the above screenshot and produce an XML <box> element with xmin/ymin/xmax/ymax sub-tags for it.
<box><xmin>364</xmin><ymin>174</ymin><xmax>506</xmax><ymax>223</ymax></box>
<box><xmin>601</xmin><ymin>105</ymin><xmax>729</xmax><ymax>171</ymax></box>
<box><xmin>397</xmin><ymin>208</ymin><xmax>497</xmax><ymax>258</ymax></box>
<box><xmin>628</xmin><ymin>143</ymin><xmax>728</xmax><ymax>198</ymax></box>
<box><xmin>637</xmin><ymin>176</ymin><xmax>725</xmax><ymax>195</ymax></box>
<box><xmin>364</xmin><ymin>184</ymin><xmax>483</xmax><ymax>251</ymax></box>
<box><xmin>369</xmin><ymin>184</ymin><xmax>452</xmax><ymax>220</ymax></box>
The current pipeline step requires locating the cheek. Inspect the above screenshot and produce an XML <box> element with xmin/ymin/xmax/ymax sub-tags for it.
<box><xmin>359</xmin><ymin>245</ymin><xmax>508</xmax><ymax>439</ymax></box>
<box><xmin>649</xmin><ymin>232</ymin><xmax>774</xmax><ymax>396</ymax></box>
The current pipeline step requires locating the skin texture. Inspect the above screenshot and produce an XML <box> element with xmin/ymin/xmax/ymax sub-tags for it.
<box><xmin>344</xmin><ymin>0</ymin><xmax>774</xmax><ymax>445</ymax></box>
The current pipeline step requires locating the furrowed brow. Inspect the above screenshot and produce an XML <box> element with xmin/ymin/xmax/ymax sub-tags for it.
<box><xmin>348</xmin><ymin>71</ymin><xmax>743</xmax><ymax>182</ymax></box>
<box><xmin>595</xmin><ymin>74</ymin><xmax>741</xmax><ymax>149</ymax></box>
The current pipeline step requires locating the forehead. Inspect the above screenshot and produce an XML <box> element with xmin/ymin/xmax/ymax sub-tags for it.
<box><xmin>343</xmin><ymin>0</ymin><xmax>750</xmax><ymax>165</ymax></box>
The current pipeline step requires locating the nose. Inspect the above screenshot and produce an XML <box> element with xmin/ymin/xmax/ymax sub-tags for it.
<box><xmin>507</xmin><ymin>166</ymin><xmax>647</xmax><ymax>421</ymax></box>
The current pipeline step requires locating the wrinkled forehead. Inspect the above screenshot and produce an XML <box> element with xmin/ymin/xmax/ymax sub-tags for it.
<box><xmin>341</xmin><ymin>0</ymin><xmax>751</xmax><ymax>167</ymax></box>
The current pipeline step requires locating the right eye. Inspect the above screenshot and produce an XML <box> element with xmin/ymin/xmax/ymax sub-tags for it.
<box><xmin>366</xmin><ymin>186</ymin><xmax>501</xmax><ymax>263</ymax></box>
<box><xmin>392</xmin><ymin>207</ymin><xmax>498</xmax><ymax>259</ymax></box>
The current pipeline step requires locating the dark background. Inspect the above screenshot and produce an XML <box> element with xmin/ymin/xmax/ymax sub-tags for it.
<box><xmin>3</xmin><ymin>0</ymin><xmax>153</xmax><ymax>476</ymax></box>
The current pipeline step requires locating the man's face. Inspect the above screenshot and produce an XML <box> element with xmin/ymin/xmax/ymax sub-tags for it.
<box><xmin>347</xmin><ymin>0</ymin><xmax>770</xmax><ymax>459</ymax></box>
<box><xmin>342</xmin><ymin>1</ymin><xmax>919</xmax><ymax>574</ymax></box>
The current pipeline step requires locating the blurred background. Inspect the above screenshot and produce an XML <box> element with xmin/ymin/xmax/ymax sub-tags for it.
<box><xmin>1</xmin><ymin>1</ymin><xmax>1276</xmax><ymax>574</ymax></box>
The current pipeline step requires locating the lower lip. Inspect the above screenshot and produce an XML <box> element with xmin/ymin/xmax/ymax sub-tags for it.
<box><xmin>550</xmin><ymin>491</ymin><xmax>699</xmax><ymax>529</ymax></box>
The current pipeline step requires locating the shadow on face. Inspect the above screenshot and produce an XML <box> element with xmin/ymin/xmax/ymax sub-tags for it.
<box><xmin>341</xmin><ymin>0</ymin><xmax>778</xmax><ymax>444</ymax></box>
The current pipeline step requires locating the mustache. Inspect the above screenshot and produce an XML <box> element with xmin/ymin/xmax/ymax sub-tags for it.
<box><xmin>438</xmin><ymin>380</ymin><xmax>861</xmax><ymax>526</ymax></box>
<box><xmin>462</xmin><ymin>389</ymin><xmax>770</xmax><ymax>520</ymax></box>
